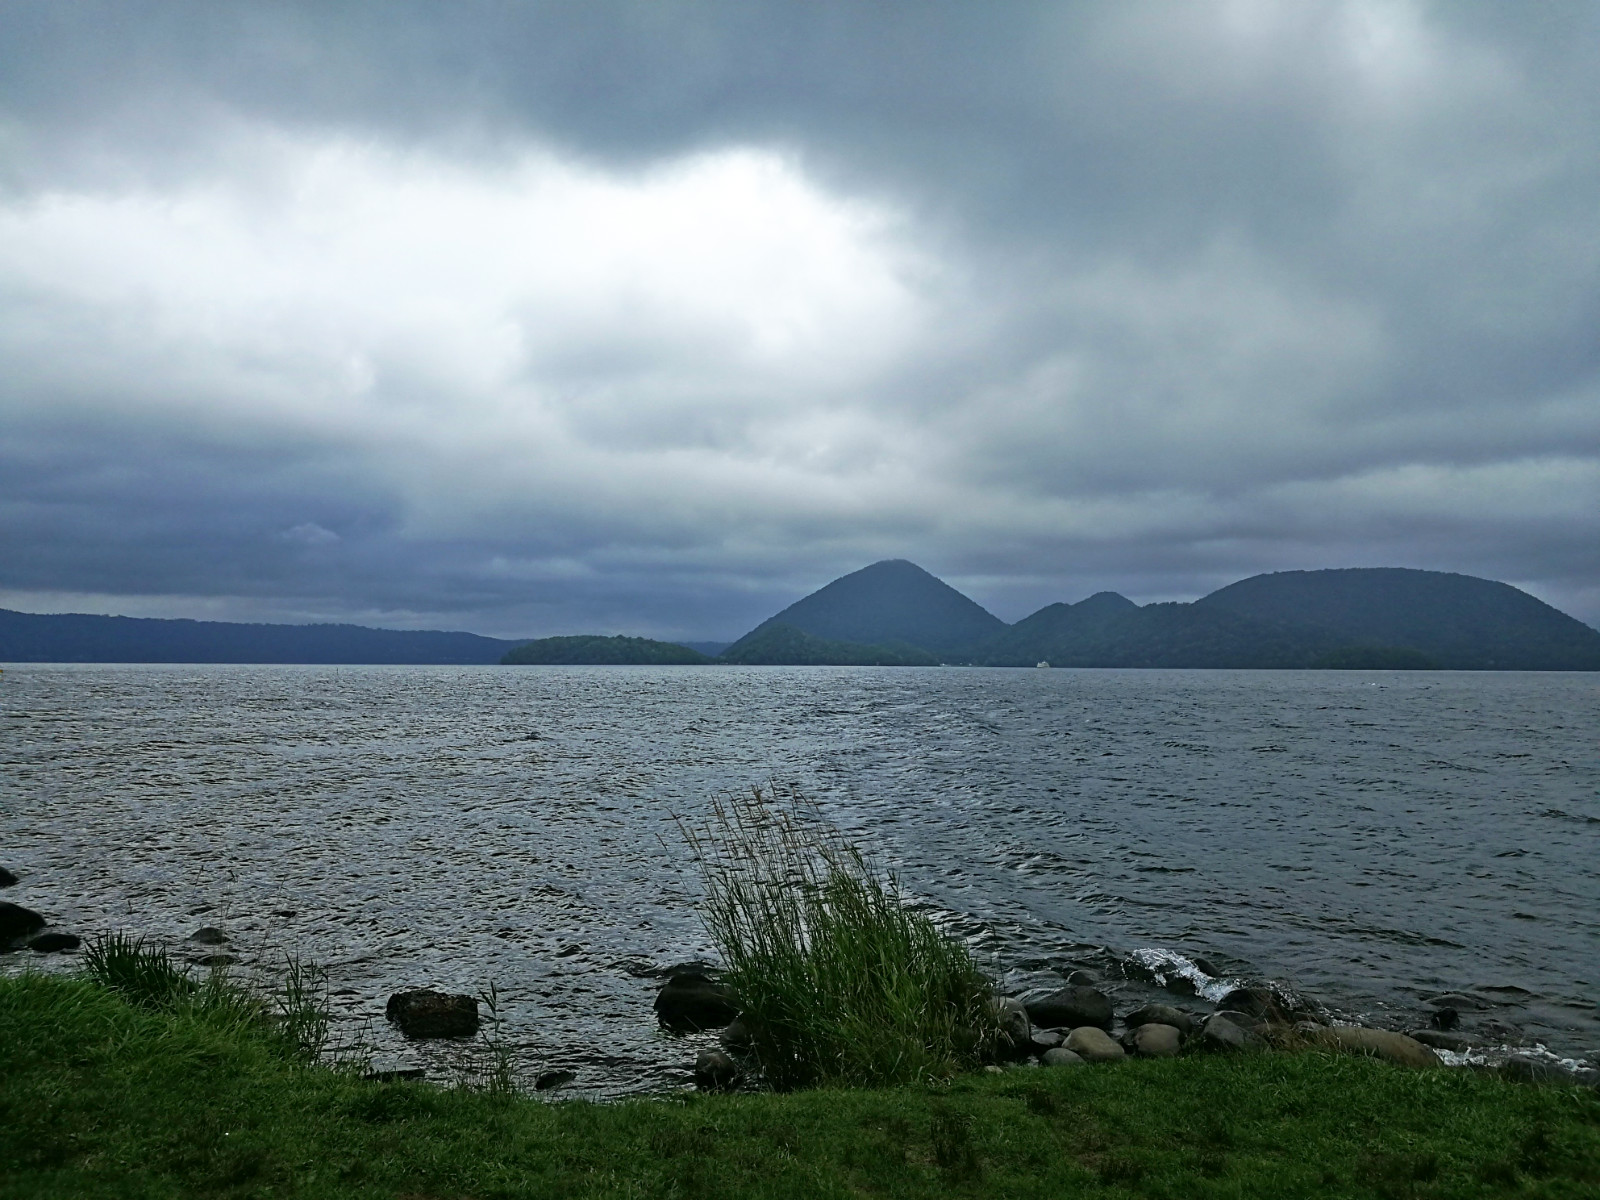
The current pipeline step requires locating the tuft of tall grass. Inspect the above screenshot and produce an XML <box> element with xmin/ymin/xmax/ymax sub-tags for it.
<box><xmin>273</xmin><ymin>953</ymin><xmax>332</xmax><ymax>1063</ymax></box>
<box><xmin>680</xmin><ymin>784</ymin><xmax>1002</xmax><ymax>1091</ymax></box>
<box><xmin>82</xmin><ymin>933</ymin><xmax>197</xmax><ymax>1010</ymax></box>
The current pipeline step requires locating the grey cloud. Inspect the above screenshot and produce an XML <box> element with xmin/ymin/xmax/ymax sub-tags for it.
<box><xmin>1</xmin><ymin>1</ymin><xmax>1598</xmax><ymax>632</ymax></box>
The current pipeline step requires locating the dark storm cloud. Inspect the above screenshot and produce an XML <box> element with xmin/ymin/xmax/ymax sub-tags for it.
<box><xmin>2</xmin><ymin>1</ymin><xmax>1598</xmax><ymax>634</ymax></box>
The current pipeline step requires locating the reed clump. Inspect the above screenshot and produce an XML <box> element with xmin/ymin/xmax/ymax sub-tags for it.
<box><xmin>681</xmin><ymin>784</ymin><xmax>1002</xmax><ymax>1090</ymax></box>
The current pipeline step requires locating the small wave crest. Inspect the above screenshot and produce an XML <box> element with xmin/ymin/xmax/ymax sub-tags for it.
<box><xmin>1124</xmin><ymin>947</ymin><xmax>1241</xmax><ymax>1003</ymax></box>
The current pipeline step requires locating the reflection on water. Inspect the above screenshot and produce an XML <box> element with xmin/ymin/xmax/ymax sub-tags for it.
<box><xmin>2</xmin><ymin>664</ymin><xmax>1596</xmax><ymax>1093</ymax></box>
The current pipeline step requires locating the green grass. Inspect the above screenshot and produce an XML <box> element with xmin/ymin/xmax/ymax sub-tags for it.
<box><xmin>3</xmin><ymin>970</ymin><xmax>1599</xmax><ymax>1198</ymax></box>
<box><xmin>680</xmin><ymin>785</ymin><xmax>1002</xmax><ymax>1089</ymax></box>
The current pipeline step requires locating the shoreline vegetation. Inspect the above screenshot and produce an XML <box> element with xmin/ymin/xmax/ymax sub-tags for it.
<box><xmin>5</xmin><ymin>794</ymin><xmax>1600</xmax><ymax>1195</ymax></box>
<box><xmin>5</xmin><ymin>947</ymin><xmax>1599</xmax><ymax>1198</ymax></box>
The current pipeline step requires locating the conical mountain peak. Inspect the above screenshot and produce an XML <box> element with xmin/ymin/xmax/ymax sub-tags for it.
<box><xmin>730</xmin><ymin>560</ymin><xmax>1005</xmax><ymax>656</ymax></box>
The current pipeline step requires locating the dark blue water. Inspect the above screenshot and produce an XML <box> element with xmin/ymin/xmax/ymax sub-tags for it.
<box><xmin>2</xmin><ymin>664</ymin><xmax>1596</xmax><ymax>1093</ymax></box>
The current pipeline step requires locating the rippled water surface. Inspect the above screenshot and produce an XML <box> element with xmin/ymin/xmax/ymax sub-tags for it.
<box><xmin>3</xmin><ymin>664</ymin><xmax>1597</xmax><ymax>1092</ymax></box>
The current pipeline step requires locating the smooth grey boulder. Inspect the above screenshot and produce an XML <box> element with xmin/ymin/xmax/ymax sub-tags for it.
<box><xmin>1197</xmin><ymin>1013</ymin><xmax>1266</xmax><ymax>1052</ymax></box>
<box><xmin>1025</xmin><ymin>985</ymin><xmax>1113</xmax><ymax>1032</ymax></box>
<box><xmin>1029</xmin><ymin>1028</ymin><xmax>1065</xmax><ymax>1053</ymax></box>
<box><xmin>1309</xmin><ymin>1026</ymin><xmax>1440</xmax><ymax>1068</ymax></box>
<box><xmin>1041</xmin><ymin>1047</ymin><xmax>1085</xmax><ymax>1068</ymax></box>
<box><xmin>1064</xmin><ymin>1026</ymin><xmax>1125</xmax><ymax>1063</ymax></box>
<box><xmin>0</xmin><ymin>902</ymin><xmax>45</xmax><ymax>950</ymax></box>
<box><xmin>694</xmin><ymin>1049</ymin><xmax>739</xmax><ymax>1092</ymax></box>
<box><xmin>28</xmin><ymin>932</ymin><xmax>81</xmax><ymax>953</ymax></box>
<box><xmin>1128</xmin><ymin>1023</ymin><xmax>1182</xmax><ymax>1058</ymax></box>
<box><xmin>1411</xmin><ymin>1029</ymin><xmax>1473</xmax><ymax>1052</ymax></box>
<box><xmin>385</xmin><ymin>989</ymin><xmax>480</xmax><ymax>1039</ymax></box>
<box><xmin>654</xmin><ymin>972</ymin><xmax>738</xmax><ymax>1032</ymax></box>
<box><xmin>189</xmin><ymin>927</ymin><xmax>229</xmax><ymax>945</ymax></box>
<box><xmin>1123</xmin><ymin>1004</ymin><xmax>1195</xmax><ymax>1037</ymax></box>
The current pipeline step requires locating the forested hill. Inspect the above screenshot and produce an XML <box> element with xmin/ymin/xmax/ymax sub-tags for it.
<box><xmin>1194</xmin><ymin>569</ymin><xmax>1600</xmax><ymax>671</ymax></box>
<box><xmin>500</xmin><ymin>635</ymin><xmax>711</xmax><ymax>665</ymax></box>
<box><xmin>977</xmin><ymin>568</ymin><xmax>1600</xmax><ymax>670</ymax></box>
<box><xmin>736</xmin><ymin>559</ymin><xmax>1005</xmax><ymax>656</ymax></box>
<box><xmin>0</xmin><ymin>609</ymin><xmax>517</xmax><ymax>664</ymax></box>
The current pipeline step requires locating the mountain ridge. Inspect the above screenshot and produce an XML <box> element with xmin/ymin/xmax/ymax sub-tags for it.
<box><xmin>4</xmin><ymin>562</ymin><xmax>1597</xmax><ymax>668</ymax></box>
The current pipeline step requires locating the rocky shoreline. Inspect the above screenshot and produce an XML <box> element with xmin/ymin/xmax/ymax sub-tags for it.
<box><xmin>6</xmin><ymin>865</ymin><xmax>1598</xmax><ymax>1096</ymax></box>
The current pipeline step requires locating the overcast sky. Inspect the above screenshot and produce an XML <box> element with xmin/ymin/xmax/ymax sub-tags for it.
<box><xmin>3</xmin><ymin>1</ymin><xmax>1597</xmax><ymax>639</ymax></box>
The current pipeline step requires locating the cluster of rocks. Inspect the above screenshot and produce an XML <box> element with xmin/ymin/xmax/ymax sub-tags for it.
<box><xmin>651</xmin><ymin>968</ymin><xmax>1600</xmax><ymax>1092</ymax></box>
<box><xmin>0</xmin><ymin>871</ymin><xmax>81</xmax><ymax>954</ymax></box>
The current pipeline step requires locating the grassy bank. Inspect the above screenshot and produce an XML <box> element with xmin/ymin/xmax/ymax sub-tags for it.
<box><xmin>3</xmin><ymin>972</ymin><xmax>1598</xmax><ymax>1198</ymax></box>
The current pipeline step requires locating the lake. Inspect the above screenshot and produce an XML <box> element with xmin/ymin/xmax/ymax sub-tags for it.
<box><xmin>2</xmin><ymin>663</ymin><xmax>1596</xmax><ymax>1094</ymax></box>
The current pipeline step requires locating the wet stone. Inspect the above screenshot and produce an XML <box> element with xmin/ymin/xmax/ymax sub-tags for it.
<box><xmin>27</xmin><ymin>932</ymin><xmax>81</xmax><ymax>953</ymax></box>
<box><xmin>0</xmin><ymin>901</ymin><xmax>46</xmax><ymax>950</ymax></box>
<box><xmin>189</xmin><ymin>927</ymin><xmax>229</xmax><ymax>945</ymax></box>
<box><xmin>654</xmin><ymin>972</ymin><xmax>738</xmax><ymax>1033</ymax></box>
<box><xmin>535</xmin><ymin>1069</ymin><xmax>576</xmax><ymax>1091</ymax></box>
<box><xmin>0</xmin><ymin>868</ymin><xmax>17</xmax><ymax>888</ymax></box>
<box><xmin>694</xmin><ymin>1049</ymin><xmax>738</xmax><ymax>1092</ymax></box>
<box><xmin>1025</xmin><ymin>985</ymin><xmax>1113</xmax><ymax>1032</ymax></box>
<box><xmin>1215</xmin><ymin>987</ymin><xmax>1291</xmax><ymax>1024</ymax></box>
<box><xmin>1424</xmin><ymin>992</ymin><xmax>1487</xmax><ymax>1011</ymax></box>
<box><xmin>386</xmin><ymin>989</ymin><xmax>480</xmax><ymax>1039</ymax></box>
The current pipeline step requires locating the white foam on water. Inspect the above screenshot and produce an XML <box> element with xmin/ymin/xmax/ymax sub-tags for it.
<box><xmin>1126</xmin><ymin>947</ymin><xmax>1242</xmax><ymax>1004</ymax></box>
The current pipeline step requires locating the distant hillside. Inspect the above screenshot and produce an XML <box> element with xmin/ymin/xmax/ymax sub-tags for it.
<box><xmin>1196</xmin><ymin>568</ymin><xmax>1600</xmax><ymax>671</ymax></box>
<box><xmin>973</xmin><ymin>596</ymin><xmax>1346</xmax><ymax>668</ymax></box>
<box><xmin>501</xmin><ymin>635</ymin><xmax>711</xmax><ymax>665</ymax></box>
<box><xmin>736</xmin><ymin>560</ymin><xmax>1004</xmax><ymax>656</ymax></box>
<box><xmin>720</xmin><ymin>622</ymin><xmax>939</xmax><ymax>666</ymax></box>
<box><xmin>0</xmin><ymin>609</ymin><xmax>517</xmax><ymax>664</ymax></box>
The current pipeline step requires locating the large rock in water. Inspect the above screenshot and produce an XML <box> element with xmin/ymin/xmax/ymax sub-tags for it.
<box><xmin>1025</xmin><ymin>985</ymin><xmax>1114</xmax><ymax>1031</ymax></box>
<box><xmin>0</xmin><ymin>902</ymin><xmax>45</xmax><ymax>950</ymax></box>
<box><xmin>1309</xmin><ymin>1026</ymin><xmax>1440</xmax><ymax>1068</ymax></box>
<box><xmin>385</xmin><ymin>989</ymin><xmax>480</xmax><ymax>1039</ymax></box>
<box><xmin>1215</xmin><ymin>986</ymin><xmax>1292</xmax><ymax>1025</ymax></box>
<box><xmin>654</xmin><ymin>972</ymin><xmax>738</xmax><ymax>1032</ymax></box>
